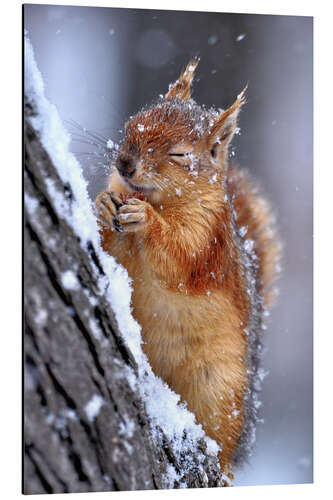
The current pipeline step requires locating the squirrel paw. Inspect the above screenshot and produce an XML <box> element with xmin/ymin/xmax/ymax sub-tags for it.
<box><xmin>118</xmin><ymin>198</ymin><xmax>148</xmax><ymax>233</ymax></box>
<box><xmin>95</xmin><ymin>191</ymin><xmax>123</xmax><ymax>231</ymax></box>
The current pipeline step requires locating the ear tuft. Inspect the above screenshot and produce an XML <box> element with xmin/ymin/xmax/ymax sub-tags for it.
<box><xmin>208</xmin><ymin>85</ymin><xmax>247</xmax><ymax>161</ymax></box>
<box><xmin>165</xmin><ymin>58</ymin><xmax>199</xmax><ymax>100</ymax></box>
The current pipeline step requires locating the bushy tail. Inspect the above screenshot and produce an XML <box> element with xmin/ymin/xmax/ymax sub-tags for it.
<box><xmin>226</xmin><ymin>165</ymin><xmax>281</xmax><ymax>310</ymax></box>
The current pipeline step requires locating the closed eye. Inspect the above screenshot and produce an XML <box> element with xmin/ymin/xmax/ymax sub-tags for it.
<box><xmin>168</xmin><ymin>153</ymin><xmax>186</xmax><ymax>157</ymax></box>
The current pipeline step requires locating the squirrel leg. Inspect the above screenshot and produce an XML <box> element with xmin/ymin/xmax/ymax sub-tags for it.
<box><xmin>167</xmin><ymin>354</ymin><xmax>246</xmax><ymax>478</ymax></box>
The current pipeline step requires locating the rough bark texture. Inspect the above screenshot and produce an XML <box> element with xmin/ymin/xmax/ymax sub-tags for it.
<box><xmin>23</xmin><ymin>100</ymin><xmax>224</xmax><ymax>494</ymax></box>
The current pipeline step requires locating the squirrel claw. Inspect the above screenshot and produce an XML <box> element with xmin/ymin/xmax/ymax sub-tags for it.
<box><xmin>95</xmin><ymin>190</ymin><xmax>123</xmax><ymax>230</ymax></box>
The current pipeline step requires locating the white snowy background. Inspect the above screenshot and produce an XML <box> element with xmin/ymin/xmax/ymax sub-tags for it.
<box><xmin>24</xmin><ymin>5</ymin><xmax>313</xmax><ymax>486</ymax></box>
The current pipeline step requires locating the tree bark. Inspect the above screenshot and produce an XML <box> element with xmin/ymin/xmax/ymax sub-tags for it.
<box><xmin>23</xmin><ymin>100</ymin><xmax>224</xmax><ymax>494</ymax></box>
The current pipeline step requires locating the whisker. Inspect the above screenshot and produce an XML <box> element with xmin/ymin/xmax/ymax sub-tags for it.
<box><xmin>73</xmin><ymin>152</ymin><xmax>108</xmax><ymax>158</ymax></box>
<box><xmin>68</xmin><ymin>130</ymin><xmax>108</xmax><ymax>148</ymax></box>
<box><xmin>70</xmin><ymin>138</ymin><xmax>107</xmax><ymax>149</ymax></box>
<box><xmin>69</xmin><ymin>133</ymin><xmax>105</xmax><ymax>143</ymax></box>
<box><xmin>63</xmin><ymin>118</ymin><xmax>120</xmax><ymax>177</ymax></box>
<box><xmin>65</xmin><ymin>118</ymin><xmax>122</xmax><ymax>140</ymax></box>
<box><xmin>81</xmin><ymin>128</ymin><xmax>109</xmax><ymax>145</ymax></box>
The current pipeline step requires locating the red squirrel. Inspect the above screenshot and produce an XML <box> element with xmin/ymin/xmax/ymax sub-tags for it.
<box><xmin>95</xmin><ymin>59</ymin><xmax>280</xmax><ymax>477</ymax></box>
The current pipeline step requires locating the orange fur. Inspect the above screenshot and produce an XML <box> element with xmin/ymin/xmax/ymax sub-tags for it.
<box><xmin>95</xmin><ymin>61</ymin><xmax>280</xmax><ymax>475</ymax></box>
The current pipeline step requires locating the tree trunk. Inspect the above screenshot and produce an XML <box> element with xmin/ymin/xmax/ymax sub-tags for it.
<box><xmin>23</xmin><ymin>99</ymin><xmax>224</xmax><ymax>494</ymax></box>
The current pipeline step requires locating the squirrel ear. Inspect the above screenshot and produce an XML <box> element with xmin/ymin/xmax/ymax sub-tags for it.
<box><xmin>208</xmin><ymin>86</ymin><xmax>247</xmax><ymax>161</ymax></box>
<box><xmin>165</xmin><ymin>58</ymin><xmax>199</xmax><ymax>100</ymax></box>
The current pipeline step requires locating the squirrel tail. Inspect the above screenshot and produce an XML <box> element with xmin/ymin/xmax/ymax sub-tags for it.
<box><xmin>226</xmin><ymin>165</ymin><xmax>282</xmax><ymax>310</ymax></box>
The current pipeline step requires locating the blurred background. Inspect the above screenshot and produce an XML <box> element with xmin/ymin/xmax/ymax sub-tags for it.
<box><xmin>24</xmin><ymin>4</ymin><xmax>313</xmax><ymax>487</ymax></box>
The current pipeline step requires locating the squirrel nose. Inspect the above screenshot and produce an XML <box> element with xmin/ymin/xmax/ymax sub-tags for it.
<box><xmin>117</xmin><ymin>157</ymin><xmax>136</xmax><ymax>178</ymax></box>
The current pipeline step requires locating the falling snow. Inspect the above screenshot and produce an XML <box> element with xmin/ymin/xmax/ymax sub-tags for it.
<box><xmin>208</xmin><ymin>34</ymin><xmax>218</xmax><ymax>46</ymax></box>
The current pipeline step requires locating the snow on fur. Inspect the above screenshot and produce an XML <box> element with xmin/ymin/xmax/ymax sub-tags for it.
<box><xmin>24</xmin><ymin>37</ymin><xmax>220</xmax><ymax>486</ymax></box>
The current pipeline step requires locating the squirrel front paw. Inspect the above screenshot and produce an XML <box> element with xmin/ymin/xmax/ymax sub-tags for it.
<box><xmin>95</xmin><ymin>191</ymin><xmax>123</xmax><ymax>231</ymax></box>
<box><xmin>117</xmin><ymin>198</ymin><xmax>148</xmax><ymax>233</ymax></box>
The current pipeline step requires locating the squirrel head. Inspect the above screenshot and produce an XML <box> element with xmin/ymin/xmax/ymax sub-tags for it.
<box><xmin>115</xmin><ymin>59</ymin><xmax>246</xmax><ymax>204</ymax></box>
